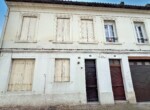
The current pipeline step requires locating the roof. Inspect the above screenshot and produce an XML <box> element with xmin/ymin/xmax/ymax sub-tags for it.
<box><xmin>5</xmin><ymin>0</ymin><xmax>150</xmax><ymax>10</ymax></box>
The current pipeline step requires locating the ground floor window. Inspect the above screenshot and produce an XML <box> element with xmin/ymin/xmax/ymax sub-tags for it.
<box><xmin>55</xmin><ymin>59</ymin><xmax>70</xmax><ymax>82</ymax></box>
<box><xmin>8</xmin><ymin>59</ymin><xmax>35</xmax><ymax>91</ymax></box>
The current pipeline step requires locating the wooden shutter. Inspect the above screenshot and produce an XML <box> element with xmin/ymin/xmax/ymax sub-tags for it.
<box><xmin>62</xmin><ymin>60</ymin><xmax>70</xmax><ymax>81</ymax></box>
<box><xmin>55</xmin><ymin>59</ymin><xmax>70</xmax><ymax>82</ymax></box>
<box><xmin>87</xmin><ymin>20</ymin><xmax>94</xmax><ymax>42</ymax></box>
<box><xmin>63</xmin><ymin>18</ymin><xmax>70</xmax><ymax>42</ymax></box>
<box><xmin>28</xmin><ymin>17</ymin><xmax>37</xmax><ymax>41</ymax></box>
<box><xmin>56</xmin><ymin>18</ymin><xmax>70</xmax><ymax>42</ymax></box>
<box><xmin>8</xmin><ymin>60</ymin><xmax>25</xmax><ymax>91</ymax></box>
<box><xmin>55</xmin><ymin>60</ymin><xmax>62</xmax><ymax>82</ymax></box>
<box><xmin>81</xmin><ymin>19</ymin><xmax>94</xmax><ymax>42</ymax></box>
<box><xmin>81</xmin><ymin>20</ymin><xmax>87</xmax><ymax>42</ymax></box>
<box><xmin>20</xmin><ymin>17</ymin><xmax>37</xmax><ymax>41</ymax></box>
<box><xmin>8</xmin><ymin>60</ymin><xmax>35</xmax><ymax>91</ymax></box>
<box><xmin>22</xmin><ymin>60</ymin><xmax>35</xmax><ymax>91</ymax></box>
<box><xmin>20</xmin><ymin>17</ymin><xmax>30</xmax><ymax>41</ymax></box>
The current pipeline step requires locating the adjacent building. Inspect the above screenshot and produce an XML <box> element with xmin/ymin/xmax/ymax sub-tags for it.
<box><xmin>0</xmin><ymin>0</ymin><xmax>150</xmax><ymax>106</ymax></box>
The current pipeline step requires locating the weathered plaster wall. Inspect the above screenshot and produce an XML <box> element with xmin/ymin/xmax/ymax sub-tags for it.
<box><xmin>0</xmin><ymin>52</ymin><xmax>146</xmax><ymax>106</ymax></box>
<box><xmin>2</xmin><ymin>3</ymin><xmax>150</xmax><ymax>50</ymax></box>
<box><xmin>0</xmin><ymin>2</ymin><xmax>150</xmax><ymax>106</ymax></box>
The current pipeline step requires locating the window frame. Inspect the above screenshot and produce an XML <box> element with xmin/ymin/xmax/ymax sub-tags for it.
<box><xmin>80</xmin><ymin>18</ymin><xmax>96</xmax><ymax>43</ymax></box>
<box><xmin>54</xmin><ymin>16</ymin><xmax>72</xmax><ymax>43</ymax></box>
<box><xmin>54</xmin><ymin>59</ymin><xmax>70</xmax><ymax>82</ymax></box>
<box><xmin>8</xmin><ymin>59</ymin><xmax>35</xmax><ymax>92</ymax></box>
<box><xmin>104</xmin><ymin>20</ymin><xmax>118</xmax><ymax>43</ymax></box>
<box><xmin>134</xmin><ymin>22</ymin><xmax>148</xmax><ymax>44</ymax></box>
<box><xmin>16</xmin><ymin>13</ymin><xmax>39</xmax><ymax>43</ymax></box>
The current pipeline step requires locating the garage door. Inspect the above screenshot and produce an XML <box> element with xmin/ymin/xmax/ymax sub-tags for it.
<box><xmin>129</xmin><ymin>60</ymin><xmax>150</xmax><ymax>102</ymax></box>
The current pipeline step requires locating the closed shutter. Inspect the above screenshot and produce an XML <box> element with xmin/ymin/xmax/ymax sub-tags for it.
<box><xmin>55</xmin><ymin>60</ymin><xmax>62</xmax><ymax>82</ymax></box>
<box><xmin>87</xmin><ymin>20</ymin><xmax>94</xmax><ymax>42</ymax></box>
<box><xmin>81</xmin><ymin>20</ymin><xmax>87</xmax><ymax>42</ymax></box>
<box><xmin>20</xmin><ymin>17</ymin><xmax>30</xmax><ymax>41</ymax></box>
<box><xmin>56</xmin><ymin>18</ymin><xmax>70</xmax><ymax>42</ymax></box>
<box><xmin>28</xmin><ymin>17</ymin><xmax>37</xmax><ymax>41</ymax></box>
<box><xmin>55</xmin><ymin>59</ymin><xmax>70</xmax><ymax>82</ymax></box>
<box><xmin>22</xmin><ymin>60</ymin><xmax>35</xmax><ymax>91</ymax></box>
<box><xmin>20</xmin><ymin>17</ymin><xmax>37</xmax><ymax>41</ymax></box>
<box><xmin>81</xmin><ymin>19</ymin><xmax>94</xmax><ymax>42</ymax></box>
<box><xmin>8</xmin><ymin>60</ymin><xmax>35</xmax><ymax>91</ymax></box>
<box><xmin>8</xmin><ymin>60</ymin><xmax>25</xmax><ymax>91</ymax></box>
<box><xmin>63</xmin><ymin>19</ymin><xmax>70</xmax><ymax>42</ymax></box>
<box><xmin>62</xmin><ymin>60</ymin><xmax>70</xmax><ymax>81</ymax></box>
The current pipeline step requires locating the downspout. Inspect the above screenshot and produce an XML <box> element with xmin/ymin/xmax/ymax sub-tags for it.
<box><xmin>0</xmin><ymin>3</ymin><xmax>9</xmax><ymax>50</ymax></box>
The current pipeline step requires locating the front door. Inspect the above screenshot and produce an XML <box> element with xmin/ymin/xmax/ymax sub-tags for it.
<box><xmin>85</xmin><ymin>60</ymin><xmax>98</xmax><ymax>102</ymax></box>
<box><xmin>109</xmin><ymin>59</ymin><xmax>126</xmax><ymax>100</ymax></box>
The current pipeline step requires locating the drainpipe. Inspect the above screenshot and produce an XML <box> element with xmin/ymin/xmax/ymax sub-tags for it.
<box><xmin>0</xmin><ymin>3</ymin><xmax>9</xmax><ymax>49</ymax></box>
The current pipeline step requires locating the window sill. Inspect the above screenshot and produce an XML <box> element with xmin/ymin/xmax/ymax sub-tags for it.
<box><xmin>78</xmin><ymin>42</ymin><xmax>98</xmax><ymax>44</ymax></box>
<box><xmin>15</xmin><ymin>41</ymin><xmax>37</xmax><ymax>43</ymax></box>
<box><xmin>136</xmin><ymin>43</ymin><xmax>150</xmax><ymax>46</ymax></box>
<box><xmin>53</xmin><ymin>81</ymin><xmax>72</xmax><ymax>83</ymax></box>
<box><xmin>5</xmin><ymin>91</ymin><xmax>33</xmax><ymax>95</ymax></box>
<box><xmin>52</xmin><ymin>42</ymin><xmax>73</xmax><ymax>44</ymax></box>
<box><xmin>104</xmin><ymin>42</ymin><xmax>122</xmax><ymax>45</ymax></box>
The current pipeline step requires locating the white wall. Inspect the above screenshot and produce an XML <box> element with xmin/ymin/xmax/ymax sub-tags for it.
<box><xmin>1</xmin><ymin>52</ymin><xmax>147</xmax><ymax>106</ymax></box>
<box><xmin>0</xmin><ymin>2</ymin><xmax>150</xmax><ymax>106</ymax></box>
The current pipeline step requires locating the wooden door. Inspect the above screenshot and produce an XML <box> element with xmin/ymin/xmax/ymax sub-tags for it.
<box><xmin>129</xmin><ymin>60</ymin><xmax>150</xmax><ymax>102</ymax></box>
<box><xmin>109</xmin><ymin>59</ymin><xmax>126</xmax><ymax>100</ymax></box>
<box><xmin>85</xmin><ymin>60</ymin><xmax>98</xmax><ymax>102</ymax></box>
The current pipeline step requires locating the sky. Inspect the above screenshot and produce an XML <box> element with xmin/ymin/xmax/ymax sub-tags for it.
<box><xmin>0</xmin><ymin>0</ymin><xmax>150</xmax><ymax>36</ymax></box>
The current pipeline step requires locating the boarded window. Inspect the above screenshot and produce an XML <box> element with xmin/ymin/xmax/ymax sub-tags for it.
<box><xmin>20</xmin><ymin>16</ymin><xmax>37</xmax><ymax>41</ymax></box>
<box><xmin>8</xmin><ymin>60</ymin><xmax>35</xmax><ymax>91</ymax></box>
<box><xmin>81</xmin><ymin>19</ymin><xmax>94</xmax><ymax>42</ymax></box>
<box><xmin>56</xmin><ymin>18</ymin><xmax>70</xmax><ymax>42</ymax></box>
<box><xmin>55</xmin><ymin>59</ymin><xmax>70</xmax><ymax>82</ymax></box>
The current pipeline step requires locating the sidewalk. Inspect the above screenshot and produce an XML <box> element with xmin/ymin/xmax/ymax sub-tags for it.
<box><xmin>0</xmin><ymin>103</ymin><xmax>150</xmax><ymax>110</ymax></box>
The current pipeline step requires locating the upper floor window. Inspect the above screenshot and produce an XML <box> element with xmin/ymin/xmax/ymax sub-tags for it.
<box><xmin>134</xmin><ymin>22</ymin><xmax>148</xmax><ymax>44</ymax></box>
<box><xmin>81</xmin><ymin>19</ymin><xmax>95</xmax><ymax>42</ymax></box>
<box><xmin>19</xmin><ymin>16</ymin><xmax>37</xmax><ymax>41</ymax></box>
<box><xmin>56</xmin><ymin>18</ymin><xmax>71</xmax><ymax>42</ymax></box>
<box><xmin>104</xmin><ymin>21</ymin><xmax>118</xmax><ymax>43</ymax></box>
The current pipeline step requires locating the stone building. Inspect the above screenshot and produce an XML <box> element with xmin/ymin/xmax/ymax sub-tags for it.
<box><xmin>0</xmin><ymin>0</ymin><xmax>150</xmax><ymax>106</ymax></box>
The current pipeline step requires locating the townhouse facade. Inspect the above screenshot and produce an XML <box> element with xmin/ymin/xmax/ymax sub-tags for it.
<box><xmin>0</xmin><ymin>0</ymin><xmax>150</xmax><ymax>106</ymax></box>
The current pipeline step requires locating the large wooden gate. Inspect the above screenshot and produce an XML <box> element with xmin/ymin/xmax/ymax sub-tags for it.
<box><xmin>85</xmin><ymin>60</ymin><xmax>98</xmax><ymax>102</ymax></box>
<box><xmin>109</xmin><ymin>59</ymin><xmax>126</xmax><ymax>100</ymax></box>
<box><xmin>129</xmin><ymin>60</ymin><xmax>150</xmax><ymax>102</ymax></box>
